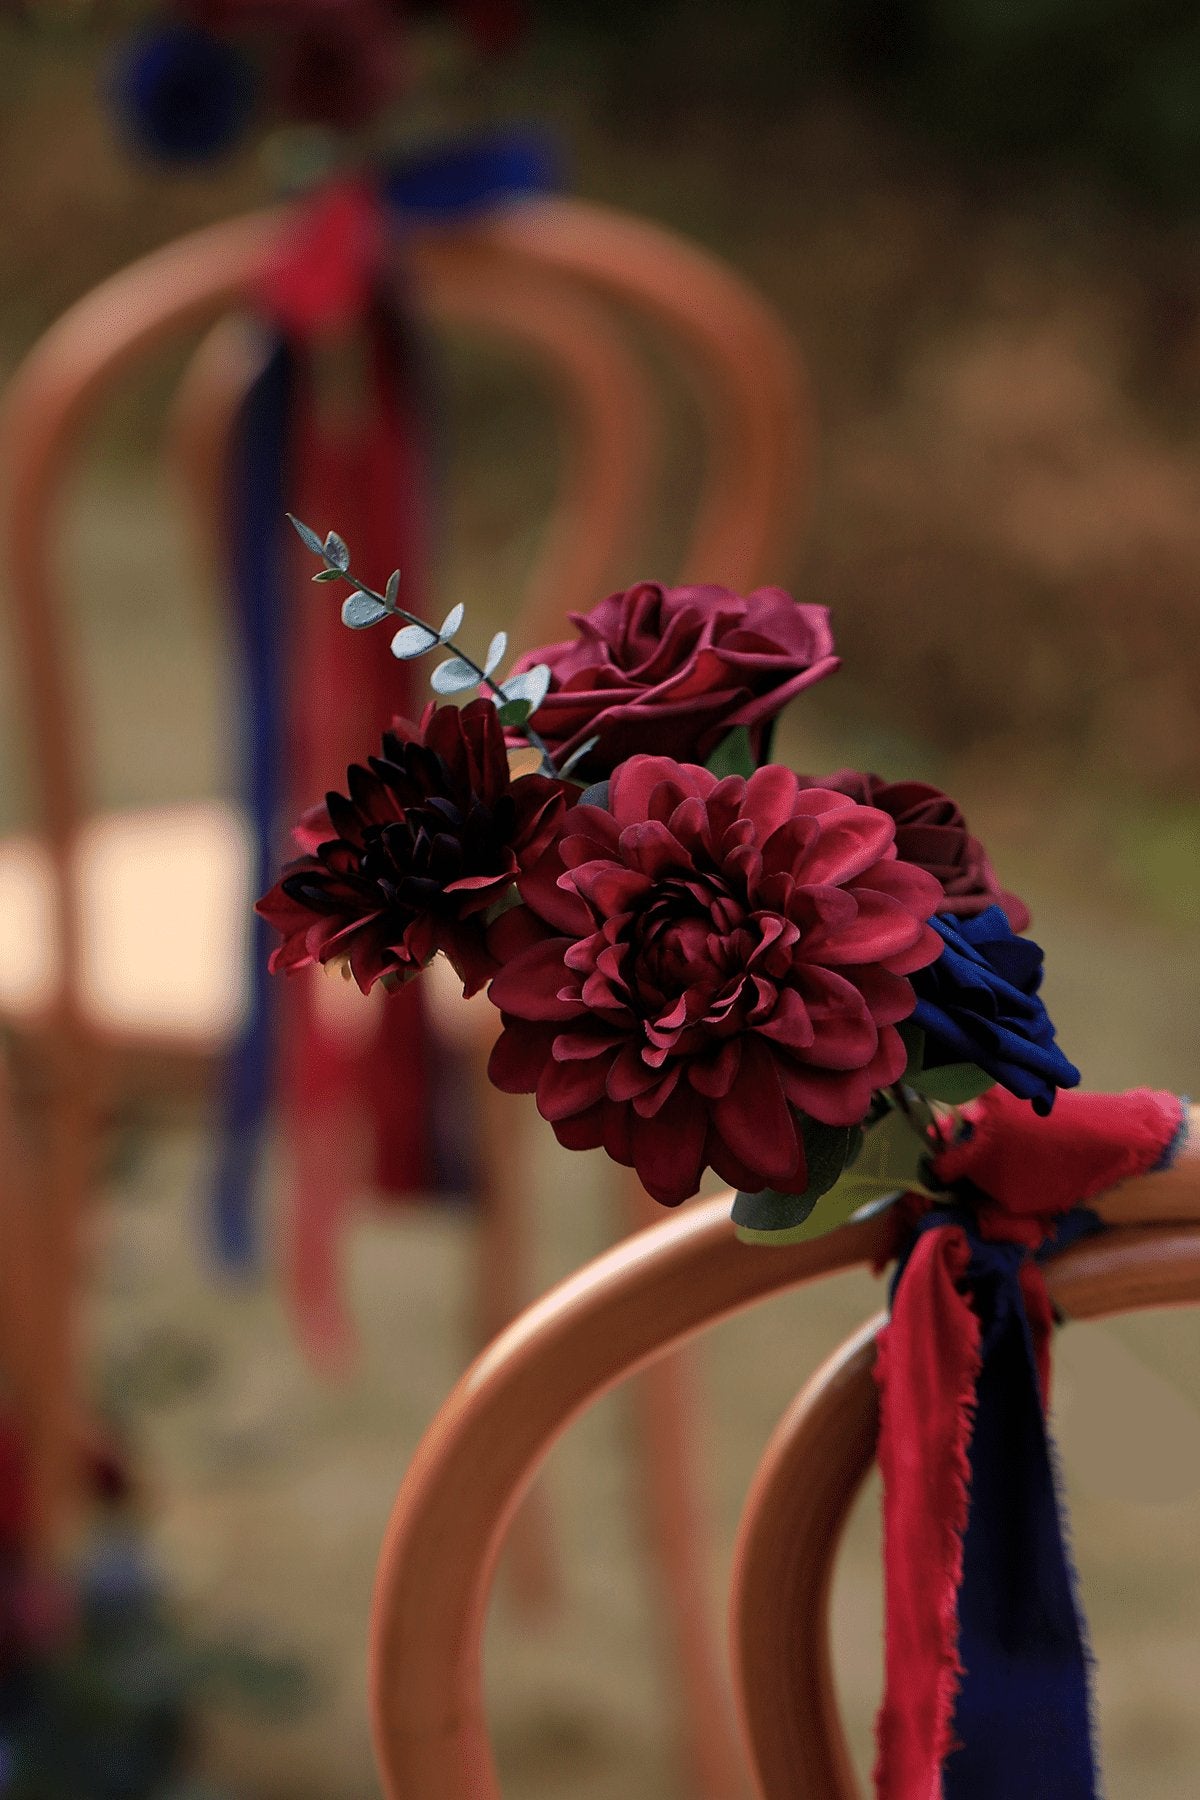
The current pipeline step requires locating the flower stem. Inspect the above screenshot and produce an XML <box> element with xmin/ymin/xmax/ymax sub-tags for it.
<box><xmin>342</xmin><ymin>572</ymin><xmax>560</xmax><ymax>779</ymax></box>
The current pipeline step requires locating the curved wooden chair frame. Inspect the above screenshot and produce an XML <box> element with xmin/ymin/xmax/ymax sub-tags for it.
<box><xmin>0</xmin><ymin>194</ymin><xmax>811</xmax><ymax>1797</ymax></box>
<box><xmin>368</xmin><ymin>1110</ymin><xmax>1200</xmax><ymax>1798</ymax></box>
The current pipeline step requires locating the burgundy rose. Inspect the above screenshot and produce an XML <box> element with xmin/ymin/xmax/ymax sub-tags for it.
<box><xmin>257</xmin><ymin>698</ymin><xmax>566</xmax><ymax>996</ymax></box>
<box><xmin>487</xmin><ymin>757</ymin><xmax>943</xmax><ymax>1206</ymax></box>
<box><xmin>796</xmin><ymin>769</ymin><xmax>1031</xmax><ymax>933</ymax></box>
<box><xmin>505</xmin><ymin>581</ymin><xmax>839</xmax><ymax>780</ymax></box>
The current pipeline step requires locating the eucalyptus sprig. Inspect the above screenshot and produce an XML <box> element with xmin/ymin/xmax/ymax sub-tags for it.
<box><xmin>286</xmin><ymin>515</ymin><xmax>596</xmax><ymax>781</ymax></box>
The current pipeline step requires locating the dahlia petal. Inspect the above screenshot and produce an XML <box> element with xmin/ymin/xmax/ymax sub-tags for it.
<box><xmin>610</xmin><ymin>756</ymin><xmax>714</xmax><ymax>827</ymax></box>
<box><xmin>568</xmin><ymin>860</ymin><xmax>653</xmax><ymax>916</ymax></box>
<box><xmin>607</xmin><ymin>1042</ymin><xmax>663</xmax><ymax>1101</ymax></box>
<box><xmin>786</xmin><ymin>807</ymin><xmax>897</xmax><ymax>885</ymax></box>
<box><xmin>713</xmin><ymin>1039</ymin><xmax>801</xmax><ymax>1187</ymax></box>
<box><xmin>488</xmin><ymin>938</ymin><xmax>583</xmax><ymax>1020</ymax></box>
<box><xmin>880</xmin><ymin>919</ymin><xmax>944</xmax><ymax>976</ymax></box>
<box><xmin>552</xmin><ymin>1105</ymin><xmax>606</xmax><ymax>1153</ymax></box>
<box><xmin>488</xmin><ymin>1022</ymin><xmax>557</xmax><ymax>1093</ymax></box>
<box><xmin>630</xmin><ymin>1087</ymin><xmax>707</xmax><ymax>1205</ymax></box>
<box><xmin>754</xmin><ymin>986</ymin><xmax>816</xmax><ymax>1051</ymax></box>
<box><xmin>687</xmin><ymin>1037</ymin><xmax>743</xmax><ymax>1098</ymax></box>
<box><xmin>777</xmin><ymin>1060</ymin><xmax>874</xmax><ymax>1127</ymax></box>
<box><xmin>743</xmin><ymin>764</ymin><xmax>802</xmax><ymax>843</ymax></box>
<box><xmin>802</xmin><ymin>889</ymin><xmax>927</xmax><ymax>965</ymax></box>
<box><xmin>619</xmin><ymin>820</ymin><xmax>691</xmax><ymax>878</ymax></box>
<box><xmin>536</xmin><ymin>1051</ymin><xmax>612</xmax><ymax>1122</ymax></box>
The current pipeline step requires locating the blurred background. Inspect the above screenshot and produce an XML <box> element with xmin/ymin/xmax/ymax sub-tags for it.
<box><xmin>1</xmin><ymin>1</ymin><xmax>1199</xmax><ymax>1794</ymax></box>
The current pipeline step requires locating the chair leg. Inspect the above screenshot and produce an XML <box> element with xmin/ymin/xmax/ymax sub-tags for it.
<box><xmin>622</xmin><ymin>1175</ymin><xmax>748</xmax><ymax>1800</ymax></box>
<box><xmin>473</xmin><ymin>1075</ymin><xmax>559</xmax><ymax>1617</ymax></box>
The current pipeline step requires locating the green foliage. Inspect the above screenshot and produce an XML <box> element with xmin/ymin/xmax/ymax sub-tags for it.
<box><xmin>705</xmin><ymin>725</ymin><xmax>756</xmax><ymax>780</ymax></box>
<box><xmin>733</xmin><ymin>1105</ymin><xmax>940</xmax><ymax>1248</ymax></box>
<box><xmin>731</xmin><ymin>1119</ymin><xmax>862</xmax><ymax>1243</ymax></box>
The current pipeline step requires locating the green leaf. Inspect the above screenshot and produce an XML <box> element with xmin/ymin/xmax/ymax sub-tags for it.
<box><xmin>287</xmin><ymin>514</ymin><xmax>325</xmax><ymax>557</ymax></box>
<box><xmin>385</xmin><ymin>568</ymin><xmax>401</xmax><ymax>607</ymax></box>
<box><xmin>322</xmin><ymin>530</ymin><xmax>350</xmax><ymax>572</ymax></box>
<box><xmin>341</xmin><ymin>593</ymin><xmax>390</xmax><ymax>629</ymax></box>
<box><xmin>438</xmin><ymin>602</ymin><xmax>465</xmax><ymax>641</ymax></box>
<box><xmin>483</xmin><ymin>884</ymin><xmax>524</xmax><ymax>925</ymax></box>
<box><xmin>430</xmin><ymin>656</ymin><xmax>481</xmax><ymax>695</ymax></box>
<box><xmin>497</xmin><ymin>696</ymin><xmax>533</xmax><ymax>727</ymax></box>
<box><xmin>705</xmin><ymin>725</ymin><xmax>756</xmax><ymax>780</ymax></box>
<box><xmin>905</xmin><ymin>1062</ymin><xmax>996</xmax><ymax>1104</ymax></box>
<box><xmin>484</xmin><ymin>630</ymin><xmax>508</xmax><ymax>677</ymax></box>
<box><xmin>577</xmin><ymin>779</ymin><xmax>610</xmax><ymax>810</ymax></box>
<box><xmin>731</xmin><ymin>1119</ymin><xmax>861</xmax><ymax>1244</ymax></box>
<box><xmin>391</xmin><ymin>622</ymin><xmax>438</xmax><ymax>660</ymax></box>
<box><xmin>499</xmin><ymin>663</ymin><xmax>552</xmax><ymax>714</ymax></box>
<box><xmin>735</xmin><ymin>1108</ymin><xmax>941</xmax><ymax>1248</ymax></box>
<box><xmin>312</xmin><ymin>567</ymin><xmax>342</xmax><ymax>582</ymax></box>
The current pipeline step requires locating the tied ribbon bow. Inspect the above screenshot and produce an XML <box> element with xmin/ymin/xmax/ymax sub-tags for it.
<box><xmin>216</xmin><ymin>130</ymin><xmax>559</xmax><ymax>1367</ymax></box>
<box><xmin>875</xmin><ymin>1086</ymin><xmax>1187</xmax><ymax>1799</ymax></box>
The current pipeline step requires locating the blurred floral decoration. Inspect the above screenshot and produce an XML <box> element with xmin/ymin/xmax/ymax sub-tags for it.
<box><xmin>77</xmin><ymin>0</ymin><xmax>556</xmax><ymax>1368</ymax></box>
<box><xmin>0</xmin><ymin>1413</ymin><xmax>306</xmax><ymax>1798</ymax></box>
<box><xmin>106</xmin><ymin>0</ymin><xmax>524</xmax><ymax>165</ymax></box>
<box><xmin>257</xmin><ymin>525</ymin><xmax>1189</xmax><ymax>1797</ymax></box>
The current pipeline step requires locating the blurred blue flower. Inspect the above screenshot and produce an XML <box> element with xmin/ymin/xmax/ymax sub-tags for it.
<box><xmin>911</xmin><ymin>906</ymin><xmax>1080</xmax><ymax>1115</ymax></box>
<box><xmin>108</xmin><ymin>23</ymin><xmax>257</xmax><ymax>164</ymax></box>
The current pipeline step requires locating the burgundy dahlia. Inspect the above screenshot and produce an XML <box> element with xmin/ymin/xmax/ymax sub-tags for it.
<box><xmin>256</xmin><ymin>698</ymin><xmax>567</xmax><ymax>996</ymax></box>
<box><xmin>487</xmin><ymin>757</ymin><xmax>944</xmax><ymax>1205</ymax></box>
<box><xmin>504</xmin><ymin>581</ymin><xmax>839</xmax><ymax>779</ymax></box>
<box><xmin>797</xmin><ymin>769</ymin><xmax>1031</xmax><ymax>933</ymax></box>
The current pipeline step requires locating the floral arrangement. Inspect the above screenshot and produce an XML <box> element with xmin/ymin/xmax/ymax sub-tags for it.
<box><xmin>258</xmin><ymin>518</ymin><xmax>1081</xmax><ymax>1242</ymax></box>
<box><xmin>107</xmin><ymin>0</ymin><xmax>523</xmax><ymax>163</ymax></box>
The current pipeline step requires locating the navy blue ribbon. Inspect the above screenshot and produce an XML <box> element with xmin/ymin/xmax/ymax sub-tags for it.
<box><xmin>893</xmin><ymin>1204</ymin><xmax>1102</xmax><ymax>1799</ymax></box>
<box><xmin>213</xmin><ymin>131</ymin><xmax>559</xmax><ymax>1268</ymax></box>
<box><xmin>214</xmin><ymin>339</ymin><xmax>293</xmax><ymax>1268</ymax></box>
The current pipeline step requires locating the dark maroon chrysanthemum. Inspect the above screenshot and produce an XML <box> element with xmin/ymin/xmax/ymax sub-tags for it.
<box><xmin>797</xmin><ymin>769</ymin><xmax>1030</xmax><ymax>932</ymax></box>
<box><xmin>486</xmin><ymin>756</ymin><xmax>944</xmax><ymax>1206</ymax></box>
<box><xmin>256</xmin><ymin>698</ymin><xmax>567</xmax><ymax>996</ymax></box>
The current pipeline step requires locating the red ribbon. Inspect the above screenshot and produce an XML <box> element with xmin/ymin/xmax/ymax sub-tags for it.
<box><xmin>874</xmin><ymin>1087</ymin><xmax>1184</xmax><ymax>1798</ymax></box>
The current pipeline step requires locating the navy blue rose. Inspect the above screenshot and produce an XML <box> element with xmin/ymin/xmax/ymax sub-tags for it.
<box><xmin>108</xmin><ymin>24</ymin><xmax>257</xmax><ymax>165</ymax></box>
<box><xmin>911</xmin><ymin>906</ymin><xmax>1080</xmax><ymax>1115</ymax></box>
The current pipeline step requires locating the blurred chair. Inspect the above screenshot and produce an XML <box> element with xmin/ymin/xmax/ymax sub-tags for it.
<box><xmin>368</xmin><ymin>1110</ymin><xmax>1200</xmax><ymax>1799</ymax></box>
<box><xmin>0</xmin><ymin>195</ymin><xmax>811</xmax><ymax>1799</ymax></box>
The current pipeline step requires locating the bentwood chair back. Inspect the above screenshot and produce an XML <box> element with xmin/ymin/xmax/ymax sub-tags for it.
<box><xmin>0</xmin><ymin>194</ymin><xmax>811</xmax><ymax>1799</ymax></box>
<box><xmin>367</xmin><ymin>1110</ymin><xmax>1200</xmax><ymax>1798</ymax></box>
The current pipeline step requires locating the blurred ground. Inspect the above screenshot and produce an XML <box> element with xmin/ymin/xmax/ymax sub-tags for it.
<box><xmin>2</xmin><ymin>16</ymin><xmax>1200</xmax><ymax>1799</ymax></box>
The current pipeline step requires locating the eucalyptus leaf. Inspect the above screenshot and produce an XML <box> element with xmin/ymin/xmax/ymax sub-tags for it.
<box><xmin>341</xmin><ymin>593</ymin><xmax>390</xmax><ymax>629</ymax></box>
<box><xmin>497</xmin><ymin>696</ymin><xmax>533</xmax><ymax>727</ymax></box>
<box><xmin>499</xmin><ymin>663</ymin><xmax>552</xmax><ymax>714</ymax></box>
<box><xmin>312</xmin><ymin>568</ymin><xmax>342</xmax><ymax>583</ymax></box>
<box><xmin>288</xmin><ymin>514</ymin><xmax>326</xmax><ymax>556</ymax></box>
<box><xmin>323</xmin><ymin>530</ymin><xmax>350</xmax><ymax>572</ymax></box>
<box><xmin>577</xmin><ymin>779</ymin><xmax>610</xmax><ymax>810</ymax></box>
<box><xmin>430</xmin><ymin>656</ymin><xmax>482</xmax><ymax>695</ymax></box>
<box><xmin>438</xmin><ymin>602</ymin><xmax>465</xmax><ymax>642</ymax></box>
<box><xmin>559</xmin><ymin>735</ymin><xmax>601</xmax><ymax>778</ymax></box>
<box><xmin>905</xmin><ymin>1062</ymin><xmax>996</xmax><ymax>1104</ymax></box>
<box><xmin>391</xmin><ymin>623</ymin><xmax>438</xmax><ymax>660</ymax></box>
<box><xmin>705</xmin><ymin>725</ymin><xmax>756</xmax><ymax>781</ymax></box>
<box><xmin>385</xmin><ymin>569</ymin><xmax>401</xmax><ymax>607</ymax></box>
<box><xmin>483</xmin><ymin>631</ymin><xmax>507</xmax><ymax>677</ymax></box>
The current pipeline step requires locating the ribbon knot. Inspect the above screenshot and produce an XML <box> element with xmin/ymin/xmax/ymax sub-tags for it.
<box><xmin>874</xmin><ymin>1086</ymin><xmax>1186</xmax><ymax>1799</ymax></box>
